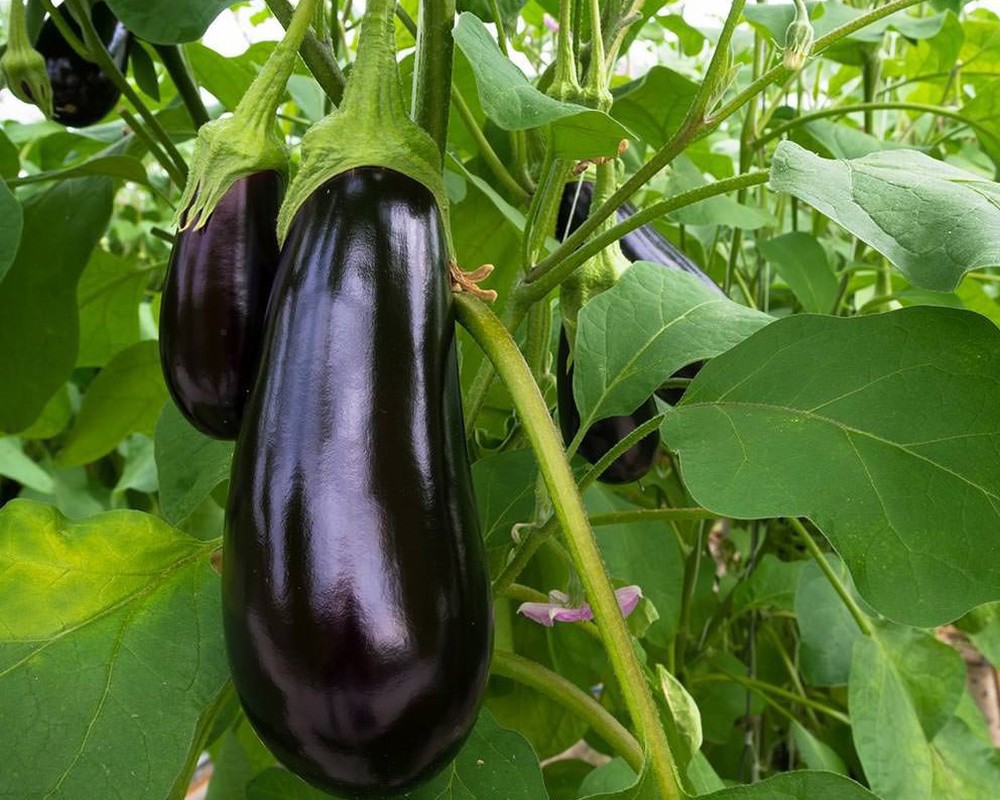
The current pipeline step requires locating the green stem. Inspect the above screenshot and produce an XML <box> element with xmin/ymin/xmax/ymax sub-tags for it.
<box><xmin>576</xmin><ymin>414</ymin><xmax>665</xmax><ymax>491</ymax></box>
<box><xmin>788</xmin><ymin>517</ymin><xmax>873</xmax><ymax>636</ymax></box>
<box><xmin>265</xmin><ymin>0</ymin><xmax>346</xmax><ymax>103</ymax></box>
<box><xmin>36</xmin><ymin>0</ymin><xmax>89</xmax><ymax>59</ymax></box>
<box><xmin>710</xmin><ymin>0</ymin><xmax>924</xmax><ymax>131</ymax></box>
<box><xmin>450</xmin><ymin>86</ymin><xmax>530</xmax><ymax>201</ymax></box>
<box><xmin>67</xmin><ymin>0</ymin><xmax>187</xmax><ymax>180</ymax></box>
<box><xmin>239</xmin><ymin>0</ymin><xmax>319</xmax><ymax>120</ymax></box>
<box><xmin>698</xmin><ymin>671</ymin><xmax>851</xmax><ymax>725</ymax></box>
<box><xmin>456</xmin><ymin>294</ymin><xmax>683</xmax><ymax>800</ymax></box>
<box><xmin>488</xmin><ymin>0</ymin><xmax>510</xmax><ymax>56</ymax></box>
<box><xmin>154</xmin><ymin>45</ymin><xmax>210</xmax><ymax>128</ymax></box>
<box><xmin>588</xmin><ymin>508</ymin><xmax>717</xmax><ymax>527</ymax></box>
<box><xmin>492</xmin><ymin>517</ymin><xmax>557</xmax><ymax>595</ymax></box>
<box><xmin>119</xmin><ymin>108</ymin><xmax>186</xmax><ymax>188</ymax></box>
<box><xmin>525</xmin><ymin>171</ymin><xmax>770</xmax><ymax>300</ymax></box>
<box><xmin>413</xmin><ymin>0</ymin><xmax>456</xmax><ymax>159</ymax></box>
<box><xmin>491</xmin><ymin>650</ymin><xmax>644</xmax><ymax>771</ymax></box>
<box><xmin>755</xmin><ymin>100</ymin><xmax>1000</xmax><ymax>150</ymax></box>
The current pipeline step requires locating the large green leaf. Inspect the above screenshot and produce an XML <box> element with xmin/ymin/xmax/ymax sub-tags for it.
<box><xmin>0</xmin><ymin>178</ymin><xmax>113</xmax><ymax>433</ymax></box>
<box><xmin>0</xmin><ymin>500</ymin><xmax>229</xmax><ymax>799</ymax></box>
<box><xmin>453</xmin><ymin>13</ymin><xmax>631</xmax><ymax>158</ymax></box>
<box><xmin>76</xmin><ymin>249</ymin><xmax>150</xmax><ymax>368</ymax></box>
<box><xmin>849</xmin><ymin>623</ymin><xmax>974</xmax><ymax>800</ymax></box>
<box><xmin>661</xmin><ymin>307</ymin><xmax>1000</xmax><ymax>626</ymax></box>
<box><xmin>574</xmin><ymin>263</ymin><xmax>773</xmax><ymax>431</ymax></box>
<box><xmin>0</xmin><ymin>180</ymin><xmax>22</xmax><ymax>284</ymax></box>
<box><xmin>58</xmin><ymin>341</ymin><xmax>169</xmax><ymax>467</ymax></box>
<box><xmin>105</xmin><ymin>0</ymin><xmax>235</xmax><ymax>44</ymax></box>
<box><xmin>155</xmin><ymin>402</ymin><xmax>234</xmax><ymax>525</ymax></box>
<box><xmin>700</xmin><ymin>771</ymin><xmax>880</xmax><ymax>799</ymax></box>
<box><xmin>770</xmin><ymin>142</ymin><xmax>1000</xmax><ymax>291</ymax></box>
<box><xmin>246</xmin><ymin>710</ymin><xmax>548</xmax><ymax>799</ymax></box>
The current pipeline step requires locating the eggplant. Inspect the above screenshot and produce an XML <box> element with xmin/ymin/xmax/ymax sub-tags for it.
<box><xmin>558</xmin><ymin>182</ymin><xmax>722</xmax><ymax>407</ymax></box>
<box><xmin>557</xmin><ymin>180</ymin><xmax>721</xmax><ymax>291</ymax></box>
<box><xmin>223</xmin><ymin>167</ymin><xmax>493</xmax><ymax>796</ymax></box>
<box><xmin>36</xmin><ymin>2</ymin><xmax>131</xmax><ymax>127</ymax></box>
<box><xmin>159</xmin><ymin>171</ymin><xmax>283</xmax><ymax>439</ymax></box>
<box><xmin>557</xmin><ymin>328</ymin><xmax>659</xmax><ymax>484</ymax></box>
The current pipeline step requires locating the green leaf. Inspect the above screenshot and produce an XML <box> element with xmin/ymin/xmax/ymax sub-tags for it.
<box><xmin>849</xmin><ymin>623</ymin><xmax>967</xmax><ymax>800</ymax></box>
<box><xmin>0</xmin><ymin>436</ymin><xmax>54</xmax><ymax>493</ymax></box>
<box><xmin>453</xmin><ymin>13</ymin><xmax>630</xmax><ymax>158</ymax></box>
<box><xmin>473</xmin><ymin>448</ymin><xmax>537</xmax><ymax>548</ymax></box>
<box><xmin>795</xmin><ymin>557</ymin><xmax>866</xmax><ymax>687</ymax></box>
<box><xmin>0</xmin><ymin>126</ymin><xmax>19</xmax><ymax>178</ymax></box>
<box><xmin>699</xmin><ymin>771</ymin><xmax>880</xmax><ymax>799</ymax></box>
<box><xmin>611</xmin><ymin>66</ymin><xmax>699</xmax><ymax>150</ymax></box>
<box><xmin>154</xmin><ymin>402</ymin><xmax>234</xmax><ymax>525</ymax></box>
<box><xmin>58</xmin><ymin>341</ymin><xmax>169</xmax><ymax>467</ymax></box>
<box><xmin>186</xmin><ymin>42</ymin><xmax>267</xmax><ymax>111</ymax></box>
<box><xmin>580</xmin><ymin>763</ymin><xmax>656</xmax><ymax>800</ymax></box>
<box><xmin>105</xmin><ymin>0</ymin><xmax>235</xmax><ymax>44</ymax></box>
<box><xmin>0</xmin><ymin>177</ymin><xmax>114</xmax><ymax>434</ymax></box>
<box><xmin>76</xmin><ymin>249</ymin><xmax>150</xmax><ymax>368</ymax></box>
<box><xmin>0</xmin><ymin>500</ymin><xmax>229</xmax><ymax>800</ymax></box>
<box><xmin>791</xmin><ymin>721</ymin><xmax>848</xmax><ymax>774</ymax></box>
<box><xmin>731</xmin><ymin>553</ymin><xmax>803</xmax><ymax>615</ymax></box>
<box><xmin>770</xmin><ymin>142</ymin><xmax>1000</xmax><ymax>292</ymax></box>
<box><xmin>657</xmin><ymin>665</ymin><xmax>702</xmax><ymax>766</ymax></box>
<box><xmin>661</xmin><ymin>307</ymin><xmax>1000</xmax><ymax>627</ymax></box>
<box><xmin>130</xmin><ymin>41</ymin><xmax>162</xmax><ymax>102</ymax></box>
<box><xmin>0</xmin><ymin>180</ymin><xmax>22</xmax><ymax>284</ymax></box>
<box><xmin>758</xmin><ymin>232</ymin><xmax>839</xmax><ymax>313</ymax></box>
<box><xmin>929</xmin><ymin>698</ymin><xmax>1000</xmax><ymax>799</ymax></box>
<box><xmin>17</xmin><ymin>155</ymin><xmax>151</xmax><ymax>187</ymax></box>
<box><xmin>247</xmin><ymin>710</ymin><xmax>548</xmax><ymax>800</ymax></box>
<box><xmin>574</xmin><ymin>263</ymin><xmax>773</xmax><ymax>431</ymax></box>
<box><xmin>112</xmin><ymin>435</ymin><xmax>158</xmax><ymax>503</ymax></box>
<box><xmin>666</xmin><ymin>158</ymin><xmax>776</xmax><ymax>230</ymax></box>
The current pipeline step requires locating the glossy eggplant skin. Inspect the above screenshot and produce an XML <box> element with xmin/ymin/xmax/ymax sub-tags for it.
<box><xmin>558</xmin><ymin>182</ymin><xmax>724</xmax><ymax>408</ymax></box>
<box><xmin>557</xmin><ymin>180</ymin><xmax>721</xmax><ymax>291</ymax></box>
<box><xmin>223</xmin><ymin>168</ymin><xmax>493</xmax><ymax>796</ymax></box>
<box><xmin>36</xmin><ymin>2</ymin><xmax>131</xmax><ymax>128</ymax></box>
<box><xmin>557</xmin><ymin>328</ymin><xmax>659</xmax><ymax>484</ymax></box>
<box><xmin>159</xmin><ymin>172</ymin><xmax>283</xmax><ymax>439</ymax></box>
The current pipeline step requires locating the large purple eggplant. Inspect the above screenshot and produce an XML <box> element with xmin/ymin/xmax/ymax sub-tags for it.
<box><xmin>159</xmin><ymin>172</ymin><xmax>283</xmax><ymax>439</ymax></box>
<box><xmin>223</xmin><ymin>167</ymin><xmax>493</xmax><ymax>796</ymax></box>
<box><xmin>36</xmin><ymin>2</ymin><xmax>131</xmax><ymax>128</ymax></box>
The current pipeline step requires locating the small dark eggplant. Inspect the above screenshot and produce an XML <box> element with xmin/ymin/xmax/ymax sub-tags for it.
<box><xmin>559</xmin><ymin>181</ymin><xmax>724</xmax><ymax>406</ymax></box>
<box><xmin>224</xmin><ymin>167</ymin><xmax>493</xmax><ymax>796</ymax></box>
<box><xmin>36</xmin><ymin>1</ymin><xmax>131</xmax><ymax>127</ymax></box>
<box><xmin>557</xmin><ymin>180</ymin><xmax>721</xmax><ymax>291</ymax></box>
<box><xmin>159</xmin><ymin>171</ymin><xmax>283</xmax><ymax>439</ymax></box>
<box><xmin>557</xmin><ymin>328</ymin><xmax>659</xmax><ymax>484</ymax></box>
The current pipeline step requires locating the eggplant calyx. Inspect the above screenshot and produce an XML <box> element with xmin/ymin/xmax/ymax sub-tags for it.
<box><xmin>276</xmin><ymin>0</ymin><xmax>446</xmax><ymax>248</ymax></box>
<box><xmin>1</xmin><ymin>0</ymin><xmax>52</xmax><ymax>117</ymax></box>
<box><xmin>450</xmin><ymin>262</ymin><xmax>498</xmax><ymax>302</ymax></box>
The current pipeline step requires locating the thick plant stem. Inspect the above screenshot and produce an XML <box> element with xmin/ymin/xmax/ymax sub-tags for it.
<box><xmin>788</xmin><ymin>517</ymin><xmax>873</xmax><ymax>636</ymax></box>
<box><xmin>119</xmin><ymin>108</ymin><xmax>186</xmax><ymax>188</ymax></box>
<box><xmin>154</xmin><ymin>45</ymin><xmax>210</xmax><ymax>128</ymax></box>
<box><xmin>456</xmin><ymin>294</ymin><xmax>684</xmax><ymax>800</ymax></box>
<box><xmin>492</xmin><ymin>650</ymin><xmax>644</xmax><ymax>771</ymax></box>
<box><xmin>265</xmin><ymin>0</ymin><xmax>346</xmax><ymax>103</ymax></box>
<box><xmin>67</xmin><ymin>0</ymin><xmax>187</xmax><ymax>179</ymax></box>
<box><xmin>413</xmin><ymin>0</ymin><xmax>456</xmax><ymax>160</ymax></box>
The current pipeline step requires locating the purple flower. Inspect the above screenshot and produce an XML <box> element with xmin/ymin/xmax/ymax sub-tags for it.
<box><xmin>517</xmin><ymin>585</ymin><xmax>643</xmax><ymax>627</ymax></box>
<box><xmin>543</xmin><ymin>14</ymin><xmax>560</xmax><ymax>33</ymax></box>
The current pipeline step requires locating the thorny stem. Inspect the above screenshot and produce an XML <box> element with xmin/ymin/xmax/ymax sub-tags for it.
<box><xmin>413</xmin><ymin>0</ymin><xmax>456</xmax><ymax>159</ymax></box>
<box><xmin>456</xmin><ymin>294</ymin><xmax>684</xmax><ymax>800</ymax></box>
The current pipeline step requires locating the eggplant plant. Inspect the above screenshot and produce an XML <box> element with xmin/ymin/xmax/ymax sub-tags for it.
<box><xmin>0</xmin><ymin>2</ymin><xmax>998</xmax><ymax>800</ymax></box>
